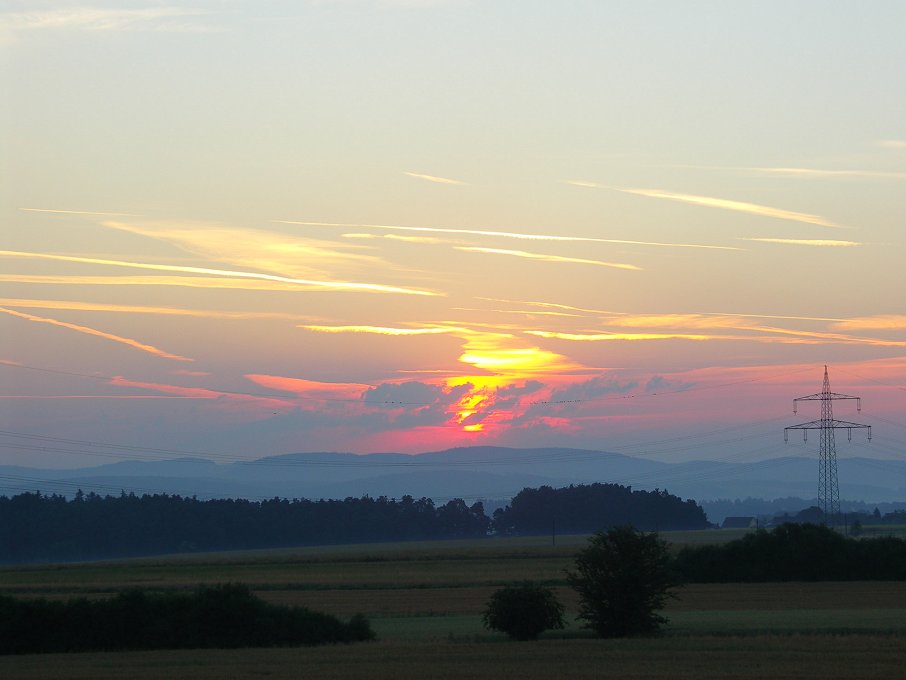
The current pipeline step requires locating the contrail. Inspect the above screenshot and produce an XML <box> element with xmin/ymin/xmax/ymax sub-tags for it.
<box><xmin>456</xmin><ymin>247</ymin><xmax>641</xmax><ymax>270</ymax></box>
<box><xmin>20</xmin><ymin>207</ymin><xmax>140</xmax><ymax>216</ymax></box>
<box><xmin>402</xmin><ymin>171</ymin><xmax>466</xmax><ymax>185</ymax></box>
<box><xmin>0</xmin><ymin>250</ymin><xmax>439</xmax><ymax>297</ymax></box>
<box><xmin>0</xmin><ymin>307</ymin><xmax>192</xmax><ymax>361</ymax></box>
<box><xmin>567</xmin><ymin>181</ymin><xmax>843</xmax><ymax>228</ymax></box>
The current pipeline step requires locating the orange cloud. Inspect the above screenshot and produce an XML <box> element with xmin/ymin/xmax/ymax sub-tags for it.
<box><xmin>832</xmin><ymin>315</ymin><xmax>906</xmax><ymax>331</ymax></box>
<box><xmin>244</xmin><ymin>374</ymin><xmax>370</xmax><ymax>399</ymax></box>
<box><xmin>457</xmin><ymin>332</ymin><xmax>582</xmax><ymax>375</ymax></box>
<box><xmin>303</xmin><ymin>323</ymin><xmax>583</xmax><ymax>377</ymax></box>
<box><xmin>0</xmin><ymin>307</ymin><xmax>192</xmax><ymax>361</ymax></box>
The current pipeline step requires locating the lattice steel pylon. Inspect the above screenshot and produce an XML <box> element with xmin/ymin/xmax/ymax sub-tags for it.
<box><xmin>784</xmin><ymin>366</ymin><xmax>871</xmax><ymax>523</ymax></box>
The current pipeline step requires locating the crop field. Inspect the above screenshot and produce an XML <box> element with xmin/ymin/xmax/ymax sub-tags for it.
<box><xmin>3</xmin><ymin>529</ymin><xmax>906</xmax><ymax>678</ymax></box>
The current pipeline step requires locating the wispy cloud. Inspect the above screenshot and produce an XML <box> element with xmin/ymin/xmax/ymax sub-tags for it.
<box><xmin>743</xmin><ymin>167</ymin><xmax>906</xmax><ymax>181</ymax></box>
<box><xmin>743</xmin><ymin>325</ymin><xmax>906</xmax><ymax>348</ymax></box>
<box><xmin>525</xmin><ymin>330</ymin><xmax>713</xmax><ymax>342</ymax></box>
<box><xmin>101</xmin><ymin>220</ymin><xmax>381</xmax><ymax>280</ymax></box>
<box><xmin>741</xmin><ymin>238</ymin><xmax>862</xmax><ymax>247</ymax></box>
<box><xmin>301</xmin><ymin>324</ymin><xmax>461</xmax><ymax>336</ymax></box>
<box><xmin>832</xmin><ymin>315</ymin><xmax>906</xmax><ymax>331</ymax></box>
<box><xmin>657</xmin><ymin>165</ymin><xmax>906</xmax><ymax>181</ymax></box>
<box><xmin>0</xmin><ymin>250</ymin><xmax>438</xmax><ymax>297</ymax></box>
<box><xmin>245</xmin><ymin>374</ymin><xmax>371</xmax><ymax>400</ymax></box>
<box><xmin>479</xmin><ymin>298</ymin><xmax>621</xmax><ymax>316</ymax></box>
<box><xmin>1</xmin><ymin>8</ymin><xmax>215</xmax><ymax>33</ymax></box>
<box><xmin>0</xmin><ymin>395</ymin><xmax>199</xmax><ymax>401</ymax></box>
<box><xmin>568</xmin><ymin>181</ymin><xmax>843</xmax><ymax>228</ymax></box>
<box><xmin>455</xmin><ymin>247</ymin><xmax>642</xmax><ymax>270</ymax></box>
<box><xmin>0</xmin><ymin>307</ymin><xmax>192</xmax><ymax>361</ymax></box>
<box><xmin>107</xmin><ymin>377</ymin><xmax>288</xmax><ymax>408</ymax></box>
<box><xmin>0</xmin><ymin>274</ymin><xmax>341</xmax><ymax>292</ymax></box>
<box><xmin>276</xmin><ymin>220</ymin><xmax>739</xmax><ymax>250</ymax></box>
<box><xmin>20</xmin><ymin>207</ymin><xmax>141</xmax><ymax>217</ymax></box>
<box><xmin>524</xmin><ymin>323</ymin><xmax>906</xmax><ymax>348</ymax></box>
<box><xmin>479</xmin><ymin>299</ymin><xmax>849</xmax><ymax>326</ymax></box>
<box><xmin>0</xmin><ymin>298</ymin><xmax>319</xmax><ymax>321</ymax></box>
<box><xmin>402</xmin><ymin>171</ymin><xmax>466</xmax><ymax>185</ymax></box>
<box><xmin>453</xmin><ymin>306</ymin><xmax>585</xmax><ymax>318</ymax></box>
<box><xmin>341</xmin><ymin>232</ymin><xmax>452</xmax><ymax>245</ymax></box>
<box><xmin>877</xmin><ymin>140</ymin><xmax>906</xmax><ymax>149</ymax></box>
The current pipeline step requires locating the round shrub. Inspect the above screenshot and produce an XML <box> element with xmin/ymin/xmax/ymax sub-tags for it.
<box><xmin>482</xmin><ymin>582</ymin><xmax>564</xmax><ymax>641</ymax></box>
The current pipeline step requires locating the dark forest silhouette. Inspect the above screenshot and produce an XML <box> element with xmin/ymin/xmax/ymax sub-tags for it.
<box><xmin>0</xmin><ymin>482</ymin><xmax>708</xmax><ymax>563</ymax></box>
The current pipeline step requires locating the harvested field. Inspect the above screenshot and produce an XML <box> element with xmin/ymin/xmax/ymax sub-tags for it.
<box><xmin>4</xmin><ymin>530</ymin><xmax>906</xmax><ymax>678</ymax></box>
<box><xmin>3</xmin><ymin>636</ymin><xmax>906</xmax><ymax>679</ymax></box>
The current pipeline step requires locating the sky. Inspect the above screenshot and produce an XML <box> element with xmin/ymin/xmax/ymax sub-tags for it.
<box><xmin>2</xmin><ymin>1</ymin><xmax>906</xmax><ymax>470</ymax></box>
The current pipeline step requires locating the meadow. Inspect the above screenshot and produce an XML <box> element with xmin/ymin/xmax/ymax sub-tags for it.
<box><xmin>2</xmin><ymin>530</ymin><xmax>906</xmax><ymax>678</ymax></box>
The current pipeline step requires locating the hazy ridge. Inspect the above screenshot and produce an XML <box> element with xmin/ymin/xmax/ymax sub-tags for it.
<box><xmin>4</xmin><ymin>447</ymin><xmax>906</xmax><ymax>516</ymax></box>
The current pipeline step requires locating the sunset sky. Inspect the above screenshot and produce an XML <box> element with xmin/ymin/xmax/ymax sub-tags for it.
<box><xmin>2</xmin><ymin>1</ymin><xmax>905</xmax><ymax>469</ymax></box>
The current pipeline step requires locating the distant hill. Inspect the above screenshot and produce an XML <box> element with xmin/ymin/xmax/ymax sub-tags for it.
<box><xmin>3</xmin><ymin>446</ymin><xmax>906</xmax><ymax>511</ymax></box>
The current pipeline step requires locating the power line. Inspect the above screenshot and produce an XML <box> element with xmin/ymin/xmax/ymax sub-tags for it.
<box><xmin>834</xmin><ymin>365</ymin><xmax>906</xmax><ymax>393</ymax></box>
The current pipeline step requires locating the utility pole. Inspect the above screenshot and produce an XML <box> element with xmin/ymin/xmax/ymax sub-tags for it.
<box><xmin>784</xmin><ymin>366</ymin><xmax>871</xmax><ymax>525</ymax></box>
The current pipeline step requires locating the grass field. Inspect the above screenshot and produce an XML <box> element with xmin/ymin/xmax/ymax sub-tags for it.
<box><xmin>3</xmin><ymin>529</ymin><xmax>906</xmax><ymax>678</ymax></box>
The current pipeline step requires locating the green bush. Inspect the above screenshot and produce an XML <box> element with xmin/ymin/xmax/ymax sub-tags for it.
<box><xmin>567</xmin><ymin>526</ymin><xmax>679</xmax><ymax>638</ymax></box>
<box><xmin>482</xmin><ymin>582</ymin><xmax>564</xmax><ymax>640</ymax></box>
<box><xmin>0</xmin><ymin>584</ymin><xmax>374</xmax><ymax>655</ymax></box>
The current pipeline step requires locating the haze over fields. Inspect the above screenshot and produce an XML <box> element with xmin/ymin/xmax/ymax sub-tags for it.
<box><xmin>2</xmin><ymin>3</ymin><xmax>906</xmax><ymax>489</ymax></box>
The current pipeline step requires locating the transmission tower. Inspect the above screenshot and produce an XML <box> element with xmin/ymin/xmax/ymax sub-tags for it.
<box><xmin>784</xmin><ymin>366</ymin><xmax>871</xmax><ymax>523</ymax></box>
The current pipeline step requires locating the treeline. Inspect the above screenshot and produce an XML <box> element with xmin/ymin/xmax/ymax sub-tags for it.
<box><xmin>703</xmin><ymin>497</ymin><xmax>906</xmax><ymax>527</ymax></box>
<box><xmin>675</xmin><ymin>523</ymin><xmax>906</xmax><ymax>582</ymax></box>
<box><xmin>0</xmin><ymin>492</ymin><xmax>489</xmax><ymax>563</ymax></box>
<box><xmin>0</xmin><ymin>482</ymin><xmax>709</xmax><ymax>563</ymax></box>
<box><xmin>493</xmin><ymin>483</ymin><xmax>710</xmax><ymax>535</ymax></box>
<box><xmin>0</xmin><ymin>584</ymin><xmax>373</xmax><ymax>655</ymax></box>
